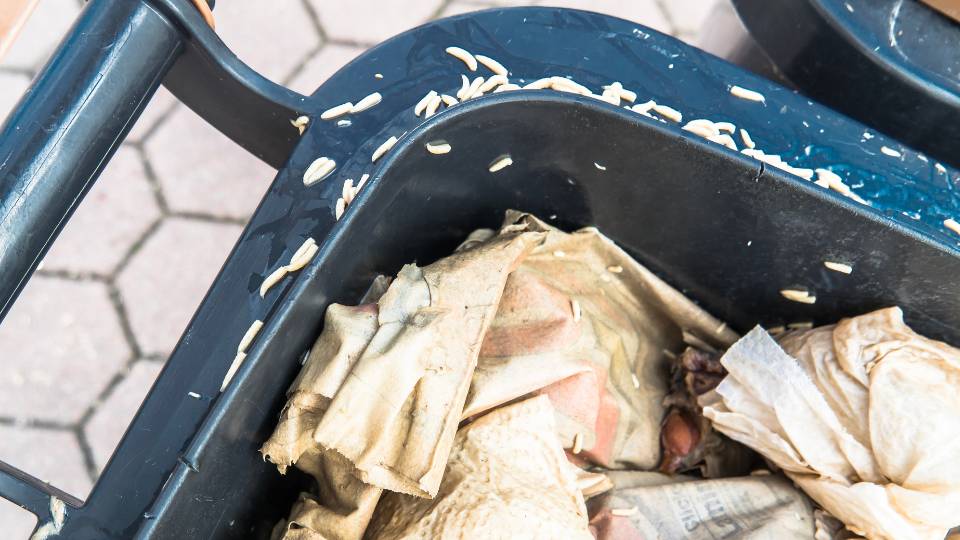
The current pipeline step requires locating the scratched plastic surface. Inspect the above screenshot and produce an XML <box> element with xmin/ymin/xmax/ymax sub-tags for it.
<box><xmin>832</xmin><ymin>0</ymin><xmax>960</xmax><ymax>95</ymax></box>
<box><xmin>47</xmin><ymin>7</ymin><xmax>960</xmax><ymax>539</ymax></box>
<box><xmin>280</xmin><ymin>5</ymin><xmax>960</xmax><ymax>269</ymax></box>
<box><xmin>732</xmin><ymin>0</ymin><xmax>960</xmax><ymax>171</ymax></box>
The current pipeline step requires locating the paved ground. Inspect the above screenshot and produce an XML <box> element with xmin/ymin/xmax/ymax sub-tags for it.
<box><xmin>0</xmin><ymin>0</ymin><xmax>718</xmax><ymax>533</ymax></box>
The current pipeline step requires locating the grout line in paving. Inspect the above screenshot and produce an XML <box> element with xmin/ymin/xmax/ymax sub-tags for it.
<box><xmin>74</xmin><ymin>350</ymin><xmax>159</xmax><ymax>479</ymax></box>
<box><xmin>109</xmin><ymin>216</ymin><xmax>164</xmax><ymax>278</ymax></box>
<box><xmin>74</xmin><ymin>353</ymin><xmax>166</xmax><ymax>483</ymax></box>
<box><xmin>74</xmin><ymin>424</ymin><xmax>100</xmax><ymax>483</ymax></box>
<box><xmin>280</xmin><ymin>42</ymin><xmax>326</xmax><ymax>90</ymax></box>
<box><xmin>136</xmin><ymin>142</ymin><xmax>250</xmax><ymax>226</ymax></box>
<box><xmin>0</xmin><ymin>416</ymin><xmax>75</xmax><ymax>431</ymax></box>
<box><xmin>74</xmin><ymin>371</ymin><xmax>127</xmax><ymax>432</ymax></box>
<box><xmin>298</xmin><ymin>0</ymin><xmax>329</xmax><ymax>43</ymax></box>
<box><xmin>34</xmin><ymin>268</ymin><xmax>109</xmax><ymax>283</ymax></box>
<box><xmin>74</xmin><ymin>357</ymin><xmax>136</xmax><ymax>431</ymax></box>
<box><xmin>133</xmin><ymin>142</ymin><xmax>171</xmax><ymax>213</ymax></box>
<box><xmin>106</xmin><ymin>282</ymin><xmax>146</xmax><ymax>360</ymax></box>
<box><xmin>167</xmin><ymin>211</ymin><xmax>248</xmax><ymax>226</ymax></box>
<box><xmin>0</xmin><ymin>420</ymin><xmax>99</xmax><ymax>495</ymax></box>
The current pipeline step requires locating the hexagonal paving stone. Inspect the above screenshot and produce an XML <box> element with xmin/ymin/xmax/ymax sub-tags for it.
<box><xmin>116</xmin><ymin>217</ymin><xmax>243</xmax><ymax>358</ymax></box>
<box><xmin>42</xmin><ymin>145</ymin><xmax>161</xmax><ymax>276</ymax></box>
<box><xmin>145</xmin><ymin>107</ymin><xmax>276</xmax><ymax>220</ymax></box>
<box><xmin>0</xmin><ymin>424</ymin><xmax>93</xmax><ymax>499</ymax></box>
<box><xmin>0</xmin><ymin>497</ymin><xmax>37</xmax><ymax>540</ymax></box>
<box><xmin>2</xmin><ymin>0</ymin><xmax>82</xmax><ymax>72</ymax></box>
<box><xmin>215</xmin><ymin>0</ymin><xmax>321</xmax><ymax>84</ymax></box>
<box><xmin>0</xmin><ymin>276</ymin><xmax>130</xmax><ymax>424</ymax></box>
<box><xmin>538</xmin><ymin>0</ymin><xmax>673</xmax><ymax>34</ymax></box>
<box><xmin>287</xmin><ymin>43</ymin><xmax>368</xmax><ymax>96</ymax></box>
<box><xmin>310</xmin><ymin>0</ymin><xmax>443</xmax><ymax>44</ymax></box>
<box><xmin>84</xmin><ymin>360</ymin><xmax>163</xmax><ymax>472</ymax></box>
<box><xmin>0</xmin><ymin>71</ymin><xmax>31</xmax><ymax>122</ymax></box>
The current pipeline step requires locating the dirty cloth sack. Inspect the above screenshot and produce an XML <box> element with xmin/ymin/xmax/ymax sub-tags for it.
<box><xmin>587</xmin><ymin>470</ymin><xmax>815</xmax><ymax>540</ymax></box>
<box><xmin>464</xmin><ymin>211</ymin><xmax>738</xmax><ymax>470</ymax></box>
<box><xmin>264</xmin><ymin>302</ymin><xmax>385</xmax><ymax>540</ymax></box>
<box><xmin>261</xmin><ymin>223</ymin><xmax>542</xmax><ymax>533</ymax></box>
<box><xmin>365</xmin><ymin>395</ymin><xmax>593</xmax><ymax>540</ymax></box>
<box><xmin>701</xmin><ymin>307</ymin><xmax>960</xmax><ymax>540</ymax></box>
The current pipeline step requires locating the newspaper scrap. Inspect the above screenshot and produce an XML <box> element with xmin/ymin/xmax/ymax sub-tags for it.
<box><xmin>701</xmin><ymin>307</ymin><xmax>960</xmax><ymax>540</ymax></box>
<box><xmin>464</xmin><ymin>211</ymin><xmax>738</xmax><ymax>470</ymax></box>
<box><xmin>365</xmin><ymin>395</ymin><xmax>594</xmax><ymax>539</ymax></box>
<box><xmin>587</xmin><ymin>470</ymin><xmax>815</xmax><ymax>539</ymax></box>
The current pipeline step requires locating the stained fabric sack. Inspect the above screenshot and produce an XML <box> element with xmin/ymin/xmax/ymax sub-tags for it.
<box><xmin>465</xmin><ymin>211</ymin><xmax>737</xmax><ymax>470</ymax></box>
<box><xmin>262</xmin><ymin>224</ymin><xmax>542</xmax><ymax>539</ymax></box>
<box><xmin>365</xmin><ymin>395</ymin><xmax>593</xmax><ymax>539</ymax></box>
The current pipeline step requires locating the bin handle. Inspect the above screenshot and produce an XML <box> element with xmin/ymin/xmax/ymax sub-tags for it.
<box><xmin>0</xmin><ymin>0</ymin><xmax>312</xmax><ymax>323</ymax></box>
<box><xmin>148</xmin><ymin>0</ymin><xmax>310</xmax><ymax>169</ymax></box>
<box><xmin>0</xmin><ymin>0</ymin><xmax>316</xmax><ymax>533</ymax></box>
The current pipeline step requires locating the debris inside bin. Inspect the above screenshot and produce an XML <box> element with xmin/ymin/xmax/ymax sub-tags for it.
<box><xmin>366</xmin><ymin>395</ymin><xmax>595</xmax><ymax>540</ymax></box>
<box><xmin>225</xmin><ymin>29</ymin><xmax>960</xmax><ymax>539</ymax></box>
<box><xmin>259</xmin><ymin>212</ymin><xmax>960</xmax><ymax>540</ymax></box>
<box><xmin>702</xmin><ymin>308</ymin><xmax>960</xmax><ymax>540</ymax></box>
<box><xmin>587</xmin><ymin>471</ymin><xmax>815</xmax><ymax>540</ymax></box>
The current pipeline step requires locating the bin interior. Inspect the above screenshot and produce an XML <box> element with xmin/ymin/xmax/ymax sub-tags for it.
<box><xmin>137</xmin><ymin>93</ymin><xmax>960</xmax><ymax>538</ymax></box>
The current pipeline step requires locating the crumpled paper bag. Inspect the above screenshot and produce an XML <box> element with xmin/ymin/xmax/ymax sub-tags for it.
<box><xmin>464</xmin><ymin>211</ymin><xmax>738</xmax><ymax>469</ymax></box>
<box><xmin>701</xmin><ymin>307</ymin><xmax>960</xmax><ymax>540</ymax></box>
<box><xmin>261</xmin><ymin>222</ymin><xmax>542</xmax><ymax>540</ymax></box>
<box><xmin>586</xmin><ymin>470</ymin><xmax>815</xmax><ymax>539</ymax></box>
<box><xmin>364</xmin><ymin>395</ymin><xmax>594</xmax><ymax>540</ymax></box>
